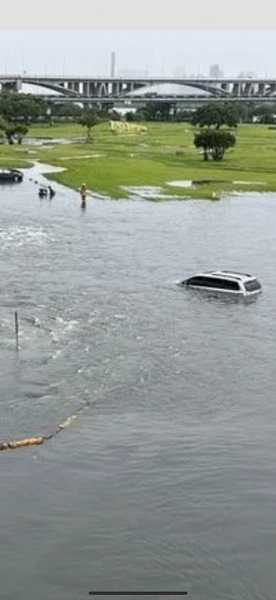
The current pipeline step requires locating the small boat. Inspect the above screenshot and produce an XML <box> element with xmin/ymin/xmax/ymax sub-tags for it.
<box><xmin>0</xmin><ymin>169</ymin><xmax>23</xmax><ymax>183</ymax></box>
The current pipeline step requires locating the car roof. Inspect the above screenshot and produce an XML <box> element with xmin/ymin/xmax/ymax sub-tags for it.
<box><xmin>197</xmin><ymin>271</ymin><xmax>256</xmax><ymax>282</ymax></box>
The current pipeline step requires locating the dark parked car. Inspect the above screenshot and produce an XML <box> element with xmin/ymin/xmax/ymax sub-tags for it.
<box><xmin>0</xmin><ymin>169</ymin><xmax>23</xmax><ymax>183</ymax></box>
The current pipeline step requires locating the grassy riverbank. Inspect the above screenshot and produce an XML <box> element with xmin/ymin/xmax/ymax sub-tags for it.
<box><xmin>1</xmin><ymin>122</ymin><xmax>276</xmax><ymax>199</ymax></box>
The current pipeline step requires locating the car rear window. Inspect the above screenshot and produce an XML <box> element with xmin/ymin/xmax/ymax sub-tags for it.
<box><xmin>244</xmin><ymin>279</ymin><xmax>261</xmax><ymax>292</ymax></box>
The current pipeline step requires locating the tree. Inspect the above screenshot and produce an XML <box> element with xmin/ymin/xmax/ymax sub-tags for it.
<box><xmin>14</xmin><ymin>124</ymin><xmax>29</xmax><ymax>144</ymax></box>
<box><xmin>0</xmin><ymin>93</ymin><xmax>47</xmax><ymax>123</ymax></box>
<box><xmin>192</xmin><ymin>102</ymin><xmax>239</xmax><ymax>129</ymax></box>
<box><xmin>136</xmin><ymin>101</ymin><xmax>173</xmax><ymax>122</ymax></box>
<box><xmin>2</xmin><ymin>122</ymin><xmax>29</xmax><ymax>144</ymax></box>
<box><xmin>194</xmin><ymin>128</ymin><xmax>236</xmax><ymax>161</ymax></box>
<box><xmin>125</xmin><ymin>111</ymin><xmax>135</xmax><ymax>122</ymax></box>
<box><xmin>0</xmin><ymin>117</ymin><xmax>6</xmax><ymax>132</ymax></box>
<box><xmin>0</xmin><ymin>117</ymin><xmax>6</xmax><ymax>143</ymax></box>
<box><xmin>50</xmin><ymin>102</ymin><xmax>83</xmax><ymax>119</ymax></box>
<box><xmin>174</xmin><ymin>109</ymin><xmax>194</xmax><ymax>122</ymax></box>
<box><xmin>4</xmin><ymin>125</ymin><xmax>16</xmax><ymax>144</ymax></box>
<box><xmin>253</xmin><ymin>104</ymin><xmax>276</xmax><ymax>124</ymax></box>
<box><xmin>79</xmin><ymin>109</ymin><xmax>100</xmax><ymax>142</ymax></box>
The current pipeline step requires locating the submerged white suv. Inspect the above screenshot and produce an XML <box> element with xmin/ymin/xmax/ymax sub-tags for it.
<box><xmin>181</xmin><ymin>271</ymin><xmax>262</xmax><ymax>296</ymax></box>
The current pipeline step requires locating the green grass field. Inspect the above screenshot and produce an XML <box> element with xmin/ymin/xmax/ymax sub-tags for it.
<box><xmin>1</xmin><ymin>121</ymin><xmax>276</xmax><ymax>200</ymax></box>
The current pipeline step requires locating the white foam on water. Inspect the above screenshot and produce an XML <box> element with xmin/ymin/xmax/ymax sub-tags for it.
<box><xmin>233</xmin><ymin>180</ymin><xmax>266</xmax><ymax>185</ymax></box>
<box><xmin>50</xmin><ymin>330</ymin><xmax>60</xmax><ymax>344</ymax></box>
<box><xmin>59</xmin><ymin>154</ymin><xmax>104</xmax><ymax>160</ymax></box>
<box><xmin>23</xmin><ymin>316</ymin><xmax>41</xmax><ymax>327</ymax></box>
<box><xmin>0</xmin><ymin>226</ymin><xmax>52</xmax><ymax>249</ymax></box>
<box><xmin>122</xmin><ymin>185</ymin><xmax>163</xmax><ymax>197</ymax></box>
<box><xmin>65</xmin><ymin>320</ymin><xmax>79</xmax><ymax>332</ymax></box>
<box><xmin>56</xmin><ymin>316</ymin><xmax>65</xmax><ymax>324</ymax></box>
<box><xmin>54</xmin><ymin>317</ymin><xmax>79</xmax><ymax>337</ymax></box>
<box><xmin>167</xmin><ymin>180</ymin><xmax>193</xmax><ymax>188</ymax></box>
<box><xmin>121</xmin><ymin>185</ymin><xmax>184</xmax><ymax>200</ymax></box>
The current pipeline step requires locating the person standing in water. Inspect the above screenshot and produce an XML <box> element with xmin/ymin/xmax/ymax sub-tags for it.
<box><xmin>80</xmin><ymin>183</ymin><xmax>87</xmax><ymax>200</ymax></box>
<box><xmin>48</xmin><ymin>185</ymin><xmax>56</xmax><ymax>199</ymax></box>
<box><xmin>79</xmin><ymin>183</ymin><xmax>87</xmax><ymax>210</ymax></box>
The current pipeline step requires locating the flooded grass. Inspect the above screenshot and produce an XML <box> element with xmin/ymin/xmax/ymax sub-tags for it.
<box><xmin>1</xmin><ymin>122</ymin><xmax>276</xmax><ymax>199</ymax></box>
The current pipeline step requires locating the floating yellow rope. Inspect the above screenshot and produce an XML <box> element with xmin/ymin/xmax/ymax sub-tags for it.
<box><xmin>0</xmin><ymin>411</ymin><xmax>80</xmax><ymax>452</ymax></box>
<box><xmin>0</xmin><ymin>436</ymin><xmax>45</xmax><ymax>451</ymax></box>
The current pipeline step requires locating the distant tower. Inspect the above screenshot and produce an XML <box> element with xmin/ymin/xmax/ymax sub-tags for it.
<box><xmin>111</xmin><ymin>52</ymin><xmax>116</xmax><ymax>77</ymax></box>
<box><xmin>209</xmin><ymin>64</ymin><xmax>224</xmax><ymax>78</ymax></box>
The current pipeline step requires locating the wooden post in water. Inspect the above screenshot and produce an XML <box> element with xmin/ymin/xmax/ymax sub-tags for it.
<box><xmin>14</xmin><ymin>311</ymin><xmax>19</xmax><ymax>350</ymax></box>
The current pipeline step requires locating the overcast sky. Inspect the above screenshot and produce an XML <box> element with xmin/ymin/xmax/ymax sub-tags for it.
<box><xmin>2</xmin><ymin>0</ymin><xmax>276</xmax><ymax>29</ymax></box>
<box><xmin>0</xmin><ymin>30</ymin><xmax>276</xmax><ymax>78</ymax></box>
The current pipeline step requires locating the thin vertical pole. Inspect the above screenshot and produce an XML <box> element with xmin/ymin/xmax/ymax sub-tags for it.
<box><xmin>14</xmin><ymin>311</ymin><xmax>19</xmax><ymax>350</ymax></box>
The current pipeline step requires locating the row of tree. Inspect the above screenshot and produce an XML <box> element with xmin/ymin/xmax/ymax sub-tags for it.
<box><xmin>0</xmin><ymin>93</ymin><xmax>48</xmax><ymax>143</ymax></box>
<box><xmin>0</xmin><ymin>89</ymin><xmax>276</xmax><ymax>127</ymax></box>
<box><xmin>1</xmin><ymin>90</ymin><xmax>276</xmax><ymax>124</ymax></box>
<box><xmin>0</xmin><ymin>92</ymin><xmax>105</xmax><ymax>143</ymax></box>
<box><xmin>126</xmin><ymin>101</ymin><xmax>276</xmax><ymax>124</ymax></box>
<box><xmin>0</xmin><ymin>93</ymin><xmax>48</xmax><ymax>123</ymax></box>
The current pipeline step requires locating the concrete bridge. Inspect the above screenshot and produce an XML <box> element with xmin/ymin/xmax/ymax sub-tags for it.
<box><xmin>1</xmin><ymin>75</ymin><xmax>276</xmax><ymax>102</ymax></box>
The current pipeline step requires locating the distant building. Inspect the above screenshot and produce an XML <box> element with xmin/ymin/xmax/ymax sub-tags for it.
<box><xmin>238</xmin><ymin>71</ymin><xmax>256</xmax><ymax>78</ymax></box>
<box><xmin>209</xmin><ymin>64</ymin><xmax>224</xmax><ymax>78</ymax></box>
<box><xmin>110</xmin><ymin>52</ymin><xmax>116</xmax><ymax>77</ymax></box>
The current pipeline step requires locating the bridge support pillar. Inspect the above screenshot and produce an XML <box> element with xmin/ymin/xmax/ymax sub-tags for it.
<box><xmin>67</xmin><ymin>81</ymin><xmax>74</xmax><ymax>92</ymax></box>
<box><xmin>117</xmin><ymin>82</ymin><xmax>123</xmax><ymax>95</ymax></box>
<box><xmin>2</xmin><ymin>79</ymin><xmax>22</xmax><ymax>93</ymax></box>
<box><xmin>258</xmin><ymin>83</ymin><xmax>265</xmax><ymax>96</ymax></box>
<box><xmin>267</xmin><ymin>83</ymin><xmax>276</xmax><ymax>97</ymax></box>
<box><xmin>233</xmin><ymin>82</ymin><xmax>241</xmax><ymax>97</ymax></box>
<box><xmin>243</xmin><ymin>82</ymin><xmax>254</xmax><ymax>97</ymax></box>
<box><xmin>98</xmin><ymin>83</ymin><xmax>108</xmax><ymax>97</ymax></box>
<box><xmin>221</xmin><ymin>82</ymin><xmax>230</xmax><ymax>93</ymax></box>
<box><xmin>88</xmin><ymin>82</ymin><xmax>96</xmax><ymax>97</ymax></box>
<box><xmin>15</xmin><ymin>78</ymin><xmax>22</xmax><ymax>92</ymax></box>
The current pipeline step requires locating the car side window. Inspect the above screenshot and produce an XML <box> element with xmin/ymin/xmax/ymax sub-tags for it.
<box><xmin>214</xmin><ymin>278</ymin><xmax>240</xmax><ymax>290</ymax></box>
<box><xmin>187</xmin><ymin>277</ymin><xmax>240</xmax><ymax>290</ymax></box>
<box><xmin>187</xmin><ymin>276</ymin><xmax>206</xmax><ymax>286</ymax></box>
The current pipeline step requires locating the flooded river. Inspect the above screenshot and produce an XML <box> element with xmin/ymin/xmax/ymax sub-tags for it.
<box><xmin>1</xmin><ymin>165</ymin><xmax>276</xmax><ymax>600</ymax></box>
